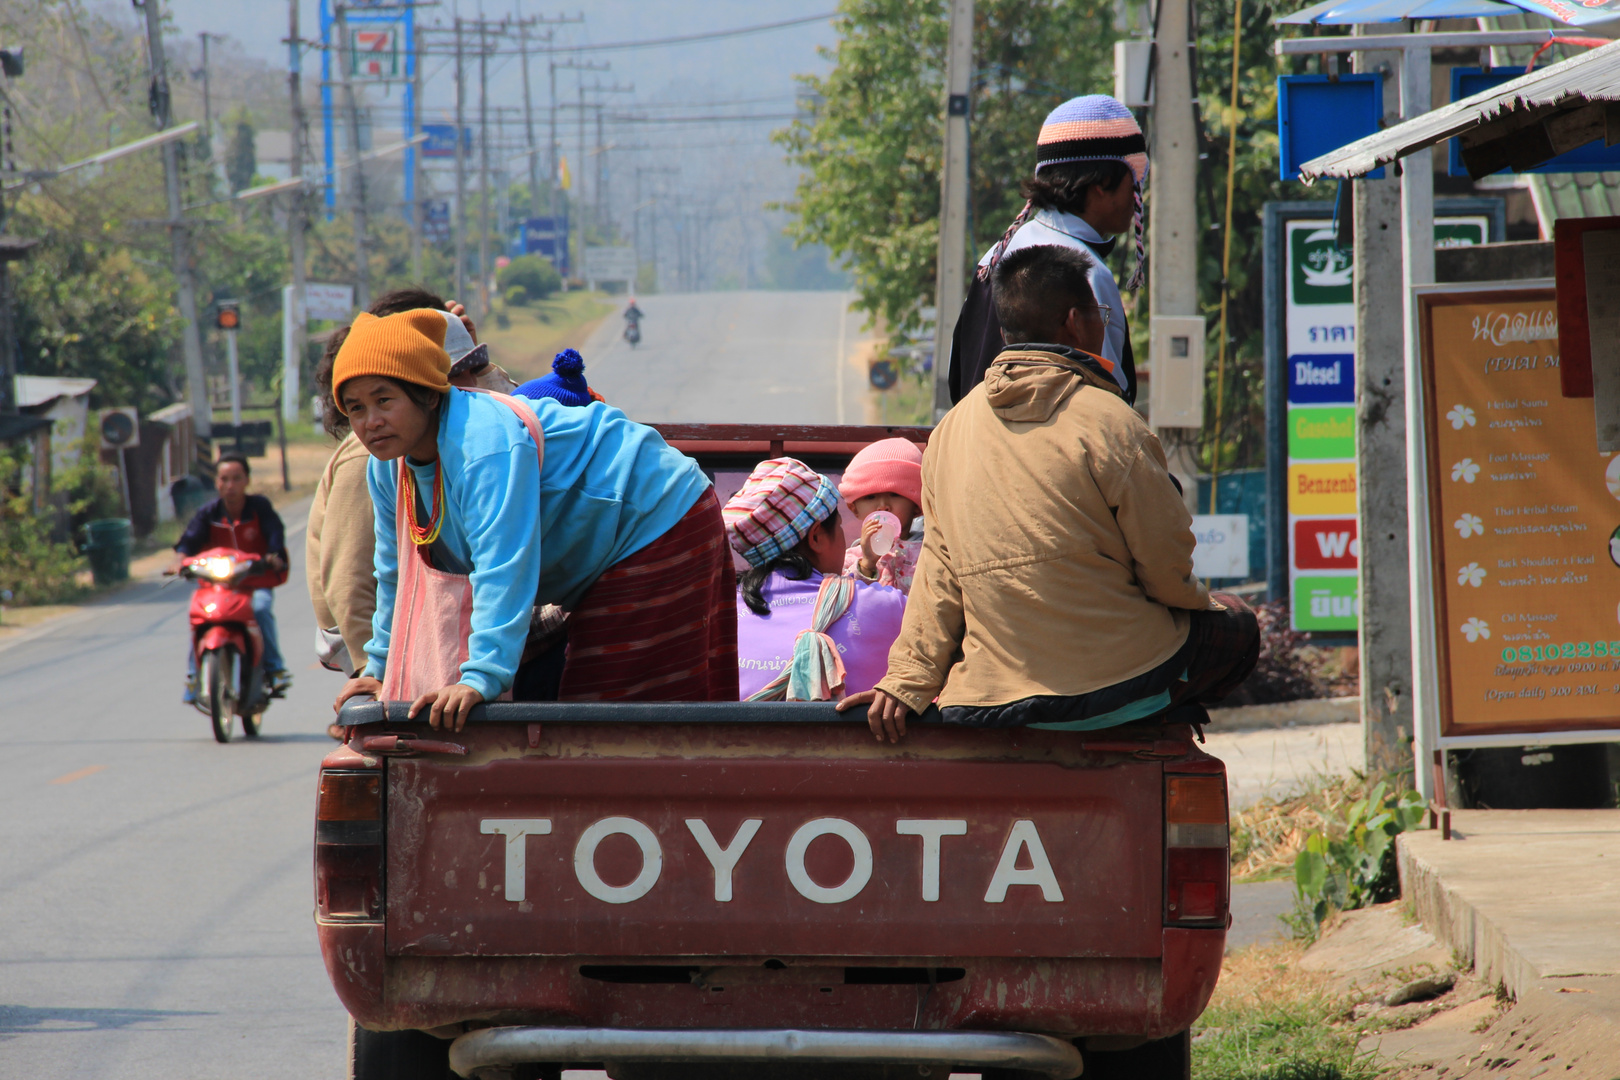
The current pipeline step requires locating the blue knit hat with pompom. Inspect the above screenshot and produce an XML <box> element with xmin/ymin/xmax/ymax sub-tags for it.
<box><xmin>515</xmin><ymin>349</ymin><xmax>593</xmax><ymax>407</ymax></box>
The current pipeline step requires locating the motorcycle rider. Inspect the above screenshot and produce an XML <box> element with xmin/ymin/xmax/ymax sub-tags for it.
<box><xmin>171</xmin><ymin>453</ymin><xmax>291</xmax><ymax>701</ymax></box>
<box><xmin>623</xmin><ymin>296</ymin><xmax>644</xmax><ymax>344</ymax></box>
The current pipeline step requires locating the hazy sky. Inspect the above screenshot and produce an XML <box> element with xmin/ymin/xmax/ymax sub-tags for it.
<box><xmin>158</xmin><ymin>1</ymin><xmax>843</xmax><ymax>285</ymax></box>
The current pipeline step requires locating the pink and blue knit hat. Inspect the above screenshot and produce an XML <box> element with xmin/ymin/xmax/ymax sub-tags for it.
<box><xmin>723</xmin><ymin>457</ymin><xmax>840</xmax><ymax>568</ymax></box>
<box><xmin>1034</xmin><ymin>95</ymin><xmax>1149</xmax><ymax>183</ymax></box>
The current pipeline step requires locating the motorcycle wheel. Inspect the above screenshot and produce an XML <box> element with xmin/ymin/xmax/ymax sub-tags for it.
<box><xmin>204</xmin><ymin>647</ymin><xmax>235</xmax><ymax>743</ymax></box>
<box><xmin>242</xmin><ymin>707</ymin><xmax>264</xmax><ymax>739</ymax></box>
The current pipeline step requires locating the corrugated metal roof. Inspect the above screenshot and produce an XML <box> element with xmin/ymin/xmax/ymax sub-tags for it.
<box><xmin>15</xmin><ymin>374</ymin><xmax>96</xmax><ymax>408</ymax></box>
<box><xmin>1298</xmin><ymin>38</ymin><xmax>1620</xmax><ymax>181</ymax></box>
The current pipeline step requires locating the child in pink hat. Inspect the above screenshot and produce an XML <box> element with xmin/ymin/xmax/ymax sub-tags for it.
<box><xmin>839</xmin><ymin>437</ymin><xmax>925</xmax><ymax>594</ymax></box>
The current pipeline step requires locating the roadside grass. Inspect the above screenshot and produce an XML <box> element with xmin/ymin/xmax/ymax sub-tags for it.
<box><xmin>1230</xmin><ymin>770</ymin><xmax>1386</xmax><ymax>883</ymax></box>
<box><xmin>1194</xmin><ymin>941</ymin><xmax>1378</xmax><ymax>1080</ymax></box>
<box><xmin>480</xmin><ymin>290</ymin><xmax>616</xmax><ymax>382</ymax></box>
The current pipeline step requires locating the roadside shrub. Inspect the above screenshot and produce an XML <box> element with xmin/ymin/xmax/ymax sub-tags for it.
<box><xmin>0</xmin><ymin>441</ymin><xmax>90</xmax><ymax>605</ymax></box>
<box><xmin>504</xmin><ymin>284</ymin><xmax>529</xmax><ymax>308</ymax></box>
<box><xmin>1223</xmin><ymin>600</ymin><xmax>1356</xmax><ymax>705</ymax></box>
<box><xmin>497</xmin><ymin>255</ymin><xmax>561</xmax><ymax>303</ymax></box>
<box><xmin>1289</xmin><ymin>780</ymin><xmax>1426</xmax><ymax>938</ymax></box>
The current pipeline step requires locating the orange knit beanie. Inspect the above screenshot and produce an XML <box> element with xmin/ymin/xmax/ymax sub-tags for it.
<box><xmin>331</xmin><ymin>309</ymin><xmax>453</xmax><ymax>414</ymax></box>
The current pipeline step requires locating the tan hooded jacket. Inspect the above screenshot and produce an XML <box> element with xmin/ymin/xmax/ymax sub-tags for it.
<box><xmin>875</xmin><ymin>348</ymin><xmax>1211</xmax><ymax>713</ymax></box>
<box><xmin>306</xmin><ymin>432</ymin><xmax>376</xmax><ymax>673</ymax></box>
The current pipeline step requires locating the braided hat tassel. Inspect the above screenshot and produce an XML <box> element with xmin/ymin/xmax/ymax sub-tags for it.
<box><xmin>979</xmin><ymin>199</ymin><xmax>1035</xmax><ymax>282</ymax></box>
<box><xmin>1124</xmin><ymin>182</ymin><xmax>1147</xmax><ymax>292</ymax></box>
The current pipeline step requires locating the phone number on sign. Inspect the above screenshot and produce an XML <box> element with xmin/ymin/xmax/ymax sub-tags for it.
<box><xmin>1501</xmin><ymin>642</ymin><xmax>1620</xmax><ymax>662</ymax></box>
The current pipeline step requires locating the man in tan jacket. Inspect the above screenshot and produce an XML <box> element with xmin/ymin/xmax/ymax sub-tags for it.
<box><xmin>843</xmin><ymin>243</ymin><xmax>1257</xmax><ymax>741</ymax></box>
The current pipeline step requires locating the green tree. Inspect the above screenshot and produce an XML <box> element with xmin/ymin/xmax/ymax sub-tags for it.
<box><xmin>775</xmin><ymin>0</ymin><xmax>1114</xmax><ymax>336</ymax></box>
<box><xmin>15</xmin><ymin>237</ymin><xmax>185</xmax><ymax>415</ymax></box>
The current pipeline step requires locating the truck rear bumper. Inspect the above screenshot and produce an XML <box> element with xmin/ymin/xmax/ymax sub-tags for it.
<box><xmin>447</xmin><ymin>1026</ymin><xmax>1084</xmax><ymax>1080</ymax></box>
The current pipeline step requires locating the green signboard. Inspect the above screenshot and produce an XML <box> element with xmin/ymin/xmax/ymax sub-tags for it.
<box><xmin>1292</xmin><ymin>575</ymin><xmax>1360</xmax><ymax>631</ymax></box>
<box><xmin>1288</xmin><ymin>406</ymin><xmax>1356</xmax><ymax>460</ymax></box>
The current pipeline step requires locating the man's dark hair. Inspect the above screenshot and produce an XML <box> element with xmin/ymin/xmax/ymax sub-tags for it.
<box><xmin>991</xmin><ymin>244</ymin><xmax>1100</xmax><ymax>345</ymax></box>
<box><xmin>1020</xmin><ymin>160</ymin><xmax>1132</xmax><ymax>216</ymax></box>
<box><xmin>216</xmin><ymin>452</ymin><xmax>251</xmax><ymax>478</ymax></box>
<box><xmin>315</xmin><ymin>286</ymin><xmax>450</xmax><ymax>438</ymax></box>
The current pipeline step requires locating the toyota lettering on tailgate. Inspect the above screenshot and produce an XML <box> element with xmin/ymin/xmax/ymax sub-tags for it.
<box><xmin>479</xmin><ymin>816</ymin><xmax>1064</xmax><ymax>905</ymax></box>
<box><xmin>386</xmin><ymin>757</ymin><xmax>1163</xmax><ymax>959</ymax></box>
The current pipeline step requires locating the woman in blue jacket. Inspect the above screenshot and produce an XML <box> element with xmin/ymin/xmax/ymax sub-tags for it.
<box><xmin>329</xmin><ymin>309</ymin><xmax>736</xmax><ymax>729</ymax></box>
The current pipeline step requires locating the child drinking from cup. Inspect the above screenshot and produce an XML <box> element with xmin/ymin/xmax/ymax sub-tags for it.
<box><xmin>839</xmin><ymin>438</ymin><xmax>925</xmax><ymax>594</ymax></box>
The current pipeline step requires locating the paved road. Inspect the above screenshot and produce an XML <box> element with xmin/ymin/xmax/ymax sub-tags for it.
<box><xmin>579</xmin><ymin>290</ymin><xmax>870</xmax><ymax>425</ymax></box>
<box><xmin>0</xmin><ymin>501</ymin><xmax>351</xmax><ymax>1077</ymax></box>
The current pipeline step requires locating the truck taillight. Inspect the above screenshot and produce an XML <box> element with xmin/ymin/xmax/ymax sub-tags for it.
<box><xmin>1164</xmin><ymin>774</ymin><xmax>1228</xmax><ymax>926</ymax></box>
<box><xmin>315</xmin><ymin>770</ymin><xmax>383</xmax><ymax>921</ymax></box>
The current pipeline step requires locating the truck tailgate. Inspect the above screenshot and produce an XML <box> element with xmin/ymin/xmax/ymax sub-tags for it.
<box><xmin>384</xmin><ymin>723</ymin><xmax>1165</xmax><ymax>960</ymax></box>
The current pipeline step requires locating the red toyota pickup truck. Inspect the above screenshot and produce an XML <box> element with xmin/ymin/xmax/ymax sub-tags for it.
<box><xmin>314</xmin><ymin>426</ymin><xmax>1230</xmax><ymax>1080</ymax></box>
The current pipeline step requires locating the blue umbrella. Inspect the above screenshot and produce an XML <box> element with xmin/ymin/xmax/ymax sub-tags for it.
<box><xmin>1277</xmin><ymin>0</ymin><xmax>1522</xmax><ymax>23</ymax></box>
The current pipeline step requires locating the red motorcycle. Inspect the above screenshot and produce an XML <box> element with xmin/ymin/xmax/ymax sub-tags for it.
<box><xmin>175</xmin><ymin>546</ymin><xmax>277</xmax><ymax>742</ymax></box>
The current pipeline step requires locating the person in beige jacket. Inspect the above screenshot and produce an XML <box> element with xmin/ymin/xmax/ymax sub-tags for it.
<box><xmin>842</xmin><ymin>243</ymin><xmax>1258</xmax><ymax>742</ymax></box>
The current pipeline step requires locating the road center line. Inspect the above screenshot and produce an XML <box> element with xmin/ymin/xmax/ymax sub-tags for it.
<box><xmin>50</xmin><ymin>765</ymin><xmax>107</xmax><ymax>785</ymax></box>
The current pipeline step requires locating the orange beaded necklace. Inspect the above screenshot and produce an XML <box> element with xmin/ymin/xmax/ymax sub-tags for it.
<box><xmin>403</xmin><ymin>464</ymin><xmax>445</xmax><ymax>547</ymax></box>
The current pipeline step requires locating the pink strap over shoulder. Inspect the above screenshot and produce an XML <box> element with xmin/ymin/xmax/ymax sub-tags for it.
<box><xmin>378</xmin><ymin>390</ymin><xmax>544</xmax><ymax>702</ymax></box>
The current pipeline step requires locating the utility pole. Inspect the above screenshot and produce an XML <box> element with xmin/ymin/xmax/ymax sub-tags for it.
<box><xmin>198</xmin><ymin>32</ymin><xmax>215</xmax><ymax>167</ymax></box>
<box><xmin>284</xmin><ymin>0</ymin><xmax>308</xmax><ymax>426</ymax></box>
<box><xmin>1398</xmin><ymin>30</ymin><xmax>1440</xmax><ymax>789</ymax></box>
<box><xmin>931</xmin><ymin>0</ymin><xmax>973</xmax><ymax>420</ymax></box>
<box><xmin>334</xmin><ymin>3</ymin><xmax>370</xmax><ymax>311</ymax></box>
<box><xmin>477</xmin><ymin>19</ymin><xmax>493</xmax><ymax>320</ymax></box>
<box><xmin>410</xmin><ymin>21</ymin><xmax>424</xmax><ymax>282</ymax></box>
<box><xmin>520</xmin><ymin>21</ymin><xmax>542</xmax><ymax>215</ymax></box>
<box><xmin>1352</xmin><ymin>27</ymin><xmax>1414</xmax><ymax>781</ymax></box>
<box><xmin>581</xmin><ymin>80</ymin><xmax>632</xmax><ymax>244</ymax></box>
<box><xmin>551</xmin><ymin>58</ymin><xmax>608</xmax><ymax>265</ymax></box>
<box><xmin>1147</xmin><ymin>0</ymin><xmax>1201</xmax><ymax>503</ymax></box>
<box><xmin>454</xmin><ymin>17</ymin><xmax>467</xmax><ymax>304</ymax></box>
<box><xmin>633</xmin><ymin>164</ymin><xmax>676</xmax><ymax>274</ymax></box>
<box><xmin>140</xmin><ymin>0</ymin><xmax>210</xmax><ymax>439</ymax></box>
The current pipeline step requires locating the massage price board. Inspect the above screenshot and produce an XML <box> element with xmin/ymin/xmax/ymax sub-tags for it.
<box><xmin>1421</xmin><ymin>286</ymin><xmax>1620</xmax><ymax>737</ymax></box>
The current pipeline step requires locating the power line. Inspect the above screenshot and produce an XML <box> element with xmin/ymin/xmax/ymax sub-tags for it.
<box><xmin>415</xmin><ymin>11</ymin><xmax>837</xmax><ymax>56</ymax></box>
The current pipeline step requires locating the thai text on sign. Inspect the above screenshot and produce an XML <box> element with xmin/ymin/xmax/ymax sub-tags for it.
<box><xmin>1422</xmin><ymin>288</ymin><xmax>1620</xmax><ymax>737</ymax></box>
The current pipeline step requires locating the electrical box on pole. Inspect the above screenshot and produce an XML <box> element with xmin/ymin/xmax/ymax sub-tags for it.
<box><xmin>1113</xmin><ymin>42</ymin><xmax>1154</xmax><ymax>107</ymax></box>
<box><xmin>1148</xmin><ymin>315</ymin><xmax>1207</xmax><ymax>429</ymax></box>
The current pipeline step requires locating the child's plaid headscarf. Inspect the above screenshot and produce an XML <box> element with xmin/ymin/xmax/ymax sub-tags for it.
<box><xmin>723</xmin><ymin>457</ymin><xmax>840</xmax><ymax>568</ymax></box>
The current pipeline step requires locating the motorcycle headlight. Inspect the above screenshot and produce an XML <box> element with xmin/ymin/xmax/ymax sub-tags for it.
<box><xmin>203</xmin><ymin>556</ymin><xmax>238</xmax><ymax>581</ymax></box>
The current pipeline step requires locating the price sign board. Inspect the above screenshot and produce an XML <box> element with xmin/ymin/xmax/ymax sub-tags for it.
<box><xmin>1419</xmin><ymin>283</ymin><xmax>1620</xmax><ymax>739</ymax></box>
<box><xmin>1273</xmin><ymin>205</ymin><xmax>1495</xmax><ymax>632</ymax></box>
<box><xmin>304</xmin><ymin>283</ymin><xmax>355</xmax><ymax>322</ymax></box>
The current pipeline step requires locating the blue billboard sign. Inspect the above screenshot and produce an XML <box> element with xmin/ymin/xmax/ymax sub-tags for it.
<box><xmin>421</xmin><ymin>123</ymin><xmax>473</xmax><ymax>159</ymax></box>
<box><xmin>519</xmin><ymin>215</ymin><xmax>570</xmax><ymax>275</ymax></box>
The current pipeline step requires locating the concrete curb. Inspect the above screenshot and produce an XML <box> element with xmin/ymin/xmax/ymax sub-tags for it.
<box><xmin>1398</xmin><ymin>829</ymin><xmax>1540</xmax><ymax>997</ymax></box>
<box><xmin>1397</xmin><ymin>810</ymin><xmax>1620</xmax><ymax>999</ymax></box>
<box><xmin>1208</xmin><ymin>695</ymin><xmax>1359</xmax><ymax>731</ymax></box>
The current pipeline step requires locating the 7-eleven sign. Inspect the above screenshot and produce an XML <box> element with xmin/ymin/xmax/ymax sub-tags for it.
<box><xmin>350</xmin><ymin>27</ymin><xmax>399</xmax><ymax>79</ymax></box>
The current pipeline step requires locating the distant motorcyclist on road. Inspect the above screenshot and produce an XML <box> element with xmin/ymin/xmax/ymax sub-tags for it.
<box><xmin>623</xmin><ymin>297</ymin><xmax>644</xmax><ymax>347</ymax></box>
<box><xmin>171</xmin><ymin>453</ymin><xmax>290</xmax><ymax>701</ymax></box>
